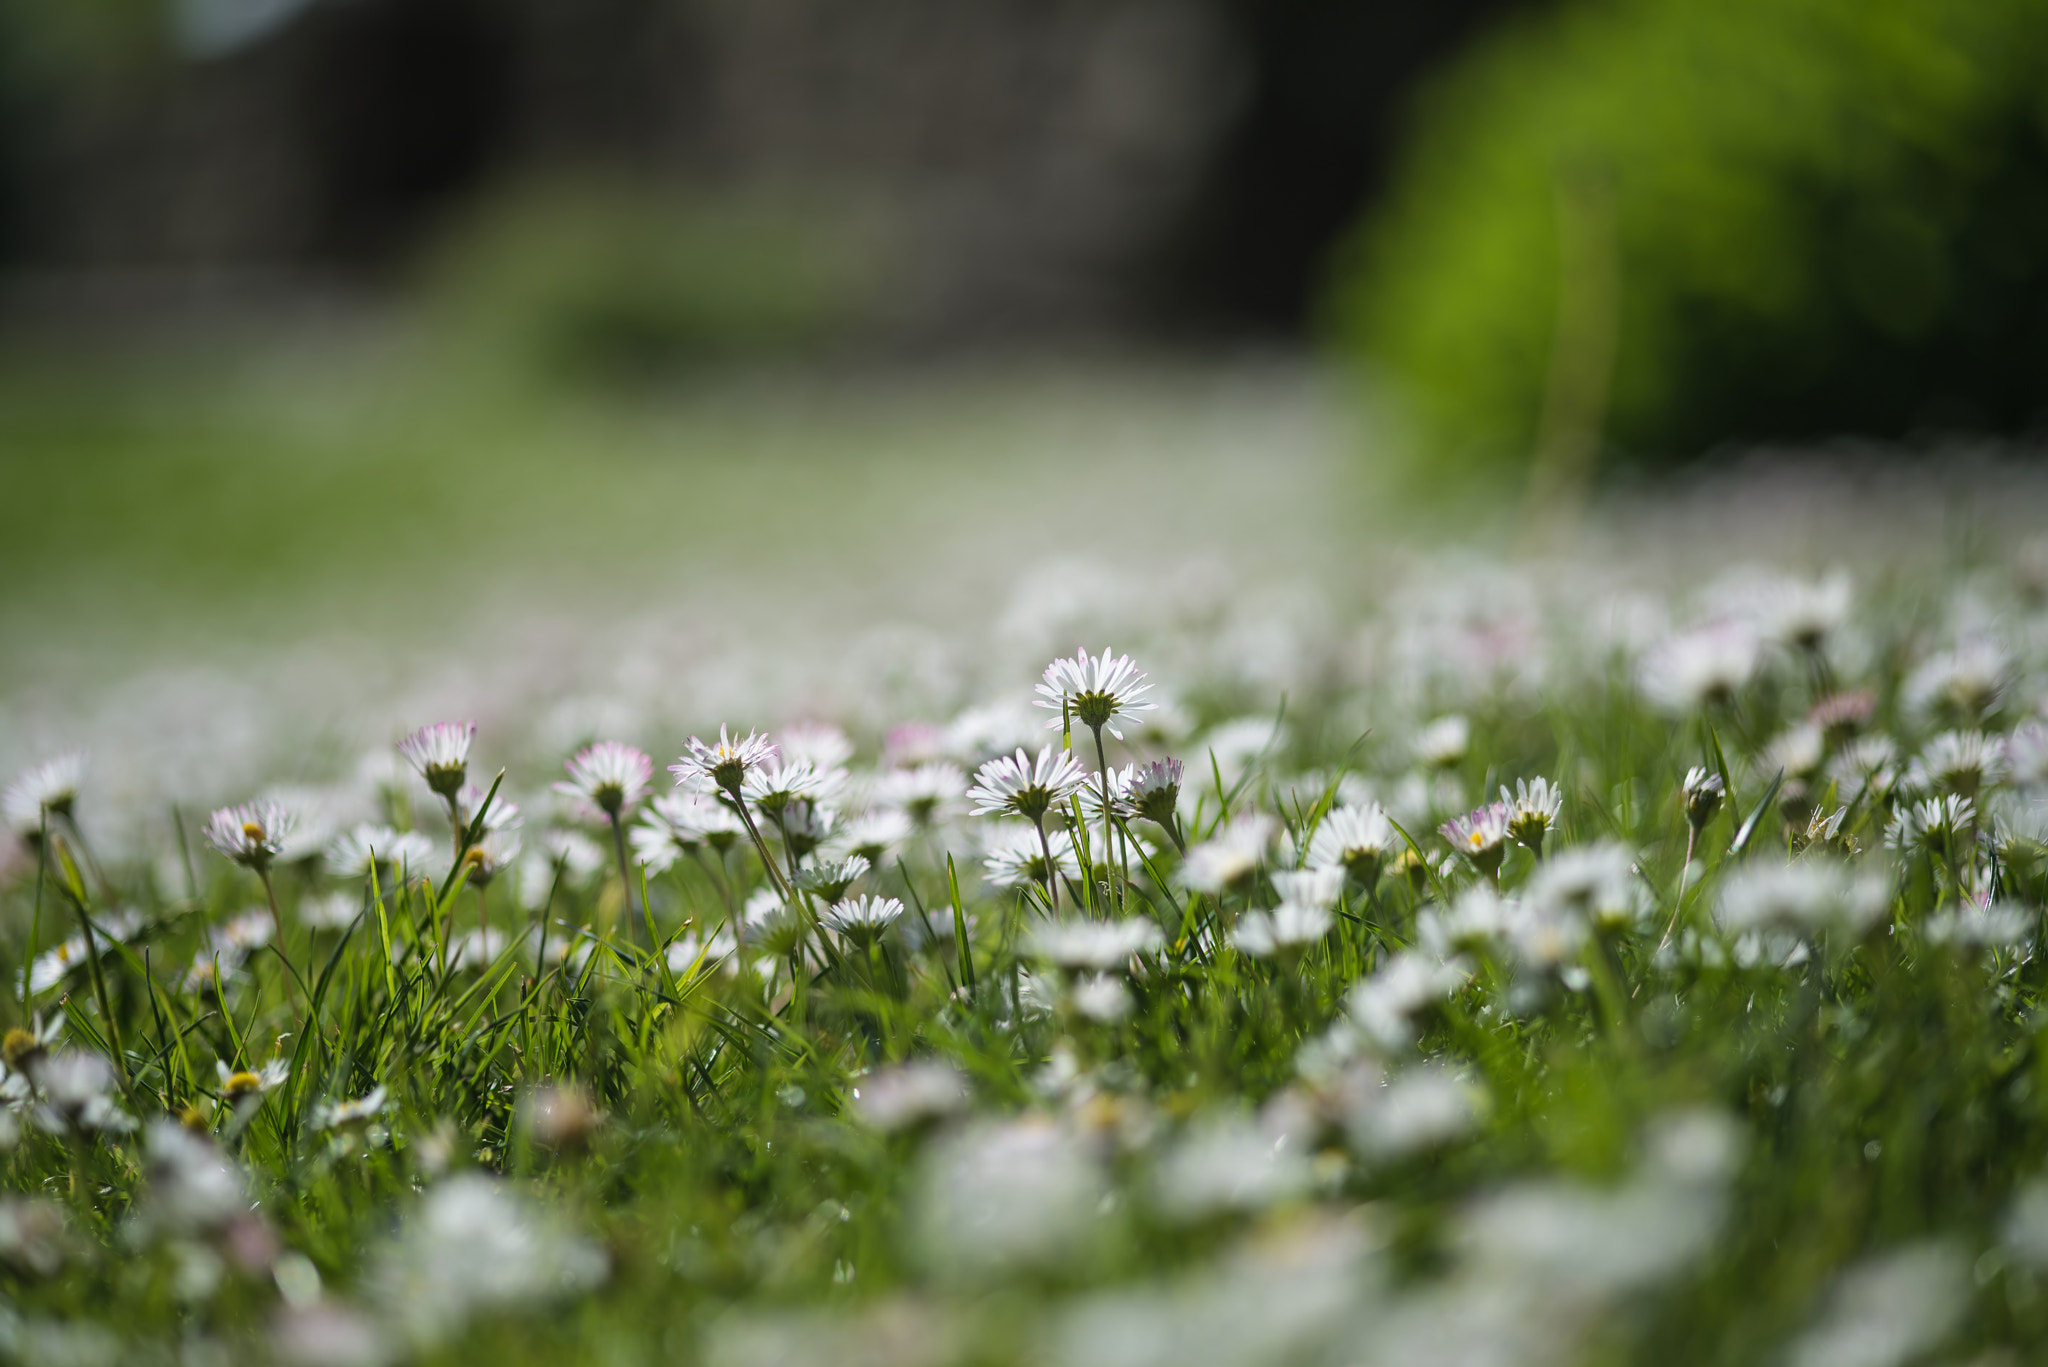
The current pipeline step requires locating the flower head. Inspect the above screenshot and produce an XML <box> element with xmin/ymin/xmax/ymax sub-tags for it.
<box><xmin>398</xmin><ymin>721</ymin><xmax>476</xmax><ymax>798</ymax></box>
<box><xmin>983</xmin><ymin>824</ymin><xmax>1080</xmax><ymax>889</ymax></box>
<box><xmin>326</xmin><ymin>824</ymin><xmax>438</xmax><ymax>881</ymax></box>
<box><xmin>1024</xmin><ymin>917</ymin><xmax>1164</xmax><ymax>971</ymax></box>
<box><xmin>833</xmin><ymin>808</ymin><xmax>916</xmax><ymax>865</ymax></box>
<box><xmin>1500</xmin><ymin>777</ymin><xmax>1562</xmax><ymax>851</ymax></box>
<box><xmin>1126</xmin><ymin>758</ymin><xmax>1184</xmax><ymax>827</ymax></box>
<box><xmin>2</xmin><ymin>753</ymin><xmax>85</xmax><ymax>835</ymax></box>
<box><xmin>823</xmin><ymin>895</ymin><xmax>905</xmax><ymax>945</ymax></box>
<box><xmin>877</xmin><ymin>763</ymin><xmax>968</xmax><ymax>826</ymax></box>
<box><xmin>203</xmin><ymin>801</ymin><xmax>296</xmax><ymax>873</ymax></box>
<box><xmin>1415</xmin><ymin>716</ymin><xmax>1470</xmax><ymax>769</ymax></box>
<box><xmin>1307</xmin><ymin>802</ymin><xmax>1397</xmax><ymax>885</ymax></box>
<box><xmin>1907</xmin><ymin>730</ymin><xmax>2006</xmax><ymax>801</ymax></box>
<box><xmin>1233</xmin><ymin>901</ymin><xmax>1333</xmax><ymax>958</ymax></box>
<box><xmin>799</xmin><ymin>854</ymin><xmax>871</xmax><ymax>903</ymax></box>
<box><xmin>554</xmin><ymin>741</ymin><xmax>654</xmax><ymax>821</ymax></box>
<box><xmin>966</xmin><ymin>746</ymin><xmax>1089</xmax><ymax>823</ymax></box>
<box><xmin>1639</xmin><ymin>623</ymin><xmax>1760</xmax><ymax>712</ymax></box>
<box><xmin>1180</xmin><ymin>812</ymin><xmax>1279</xmax><ymax>892</ymax></box>
<box><xmin>215</xmin><ymin>1058</ymin><xmax>289</xmax><ymax>1102</ymax></box>
<box><xmin>1035</xmin><ymin>648</ymin><xmax>1156</xmax><ymax>739</ymax></box>
<box><xmin>459</xmin><ymin>830</ymin><xmax>522</xmax><ymax>888</ymax></box>
<box><xmin>646</xmin><ymin>791</ymin><xmax>745</xmax><ymax>855</ymax></box>
<box><xmin>1440</xmin><ymin>801</ymin><xmax>1512</xmax><ymax>875</ymax></box>
<box><xmin>1682</xmin><ymin>767</ymin><xmax>1725</xmax><ymax>830</ymax></box>
<box><xmin>670</xmin><ymin>727</ymin><xmax>777</xmax><ymax>797</ymax></box>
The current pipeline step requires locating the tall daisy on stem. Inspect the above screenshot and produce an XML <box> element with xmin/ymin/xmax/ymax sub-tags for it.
<box><xmin>1037</xmin><ymin>648</ymin><xmax>1156</xmax><ymax>903</ymax></box>
<box><xmin>671</xmin><ymin>728</ymin><xmax>790</xmax><ymax>901</ymax></box>
<box><xmin>556</xmin><ymin>741</ymin><xmax>655</xmax><ymax>924</ymax></box>
<box><xmin>203</xmin><ymin>800</ymin><xmax>307</xmax><ymax>1011</ymax></box>
<box><xmin>398</xmin><ymin>720</ymin><xmax>477</xmax><ymax>860</ymax></box>
<box><xmin>967</xmin><ymin>746</ymin><xmax>1089</xmax><ymax>911</ymax></box>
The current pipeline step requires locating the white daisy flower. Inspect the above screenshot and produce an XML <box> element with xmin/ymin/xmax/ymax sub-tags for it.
<box><xmin>1715</xmin><ymin>860</ymin><xmax>1891</xmax><ymax>938</ymax></box>
<box><xmin>1906</xmin><ymin>730</ymin><xmax>2006</xmax><ymax>799</ymax></box>
<box><xmin>1904</xmin><ymin>638</ymin><xmax>2010</xmax><ymax>720</ymax></box>
<box><xmin>1</xmin><ymin>753</ymin><xmax>85</xmax><ymax>835</ymax></box>
<box><xmin>1306</xmin><ymin>802</ymin><xmax>1397</xmax><ymax>884</ymax></box>
<box><xmin>966</xmin><ymin>746</ymin><xmax>1089</xmax><ymax>823</ymax></box>
<box><xmin>1500</xmin><ymin>777</ymin><xmax>1562</xmax><ymax>851</ymax></box>
<box><xmin>1682</xmin><ymin>767</ymin><xmax>1726</xmax><ymax>829</ymax></box>
<box><xmin>553</xmin><ymin>741</ymin><xmax>654</xmax><ymax>821</ymax></box>
<box><xmin>741</xmin><ymin>758</ymin><xmax>842</xmax><ymax>822</ymax></box>
<box><xmin>203</xmin><ymin>800</ymin><xmax>296</xmax><ymax>872</ymax></box>
<box><xmin>832</xmin><ymin>809</ymin><xmax>916</xmax><ymax>865</ymax></box>
<box><xmin>1035</xmin><ymin>647</ymin><xmax>1157</xmax><ymax>740</ymax></box>
<box><xmin>1271</xmin><ymin>864</ymin><xmax>1345</xmax><ymax>910</ymax></box>
<box><xmin>776</xmin><ymin>721</ymin><xmax>855</xmax><ymax>772</ymax></box>
<box><xmin>983</xmin><ymin>824</ymin><xmax>1080</xmax><ymax>889</ymax></box>
<box><xmin>215</xmin><ymin>1058</ymin><xmax>290</xmax><ymax>1100</ymax></box>
<box><xmin>1069</xmin><ymin>973</ymin><xmax>1134</xmax><ymax>1022</ymax></box>
<box><xmin>1348</xmin><ymin>951</ymin><xmax>1470</xmax><ymax>1053</ymax></box>
<box><xmin>313</xmin><ymin>1086</ymin><xmax>388</xmax><ymax>1133</ymax></box>
<box><xmin>1440</xmin><ymin>801</ymin><xmax>1512</xmax><ymax>874</ymax></box>
<box><xmin>1763</xmin><ymin>571</ymin><xmax>1852</xmax><ymax>651</ymax></box>
<box><xmin>1415</xmin><ymin>715</ymin><xmax>1470</xmax><ymax>769</ymax></box>
<box><xmin>1023</xmin><ymin>917</ymin><xmax>1164</xmax><ymax>971</ymax></box>
<box><xmin>398</xmin><ymin>721</ymin><xmax>477</xmax><ymax>798</ymax></box>
<box><xmin>670</xmin><ymin>727</ymin><xmax>778</xmax><ymax>797</ymax></box>
<box><xmin>851</xmin><ymin>1061</ymin><xmax>970</xmax><ymax>1132</ymax></box>
<box><xmin>646</xmin><ymin>791</ymin><xmax>746</xmax><ymax>855</ymax></box>
<box><xmin>1125</xmin><ymin>758</ymin><xmax>1184</xmax><ymax>828</ymax></box>
<box><xmin>459</xmin><ymin>829</ymin><xmax>522</xmax><ymax>888</ymax></box>
<box><xmin>452</xmin><ymin>783</ymin><xmax>521</xmax><ymax>834</ymax></box>
<box><xmin>799</xmin><ymin>854</ymin><xmax>870</xmax><ymax>903</ymax></box>
<box><xmin>876</xmin><ymin>763</ymin><xmax>967</xmax><ymax>826</ymax></box>
<box><xmin>1233</xmin><ymin>901</ymin><xmax>1333</xmax><ymax>958</ymax></box>
<box><xmin>1180</xmin><ymin>812</ymin><xmax>1278</xmax><ymax>892</ymax></box>
<box><xmin>1638</xmin><ymin>622</ymin><xmax>1760</xmax><ymax>712</ymax></box>
<box><xmin>1526</xmin><ymin>841</ymin><xmax>1643</xmax><ymax>931</ymax></box>
<box><xmin>326</xmin><ymin>824</ymin><xmax>437</xmax><ymax>880</ymax></box>
<box><xmin>823</xmin><ymin>895</ymin><xmax>905</xmax><ymax>945</ymax></box>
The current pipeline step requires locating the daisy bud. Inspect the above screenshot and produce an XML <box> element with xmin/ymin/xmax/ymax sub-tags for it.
<box><xmin>1682</xmin><ymin>768</ymin><xmax>1725</xmax><ymax>831</ymax></box>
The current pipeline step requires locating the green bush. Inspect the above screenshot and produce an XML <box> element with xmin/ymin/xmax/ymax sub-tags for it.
<box><xmin>421</xmin><ymin>178</ymin><xmax>880</xmax><ymax>381</ymax></box>
<box><xmin>1328</xmin><ymin>0</ymin><xmax>2048</xmax><ymax>484</ymax></box>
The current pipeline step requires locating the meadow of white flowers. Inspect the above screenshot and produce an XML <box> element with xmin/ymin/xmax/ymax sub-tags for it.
<box><xmin>2</xmin><ymin>526</ymin><xmax>2048</xmax><ymax>1367</ymax></box>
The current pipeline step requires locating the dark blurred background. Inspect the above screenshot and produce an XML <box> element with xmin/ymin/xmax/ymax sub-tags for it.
<box><xmin>0</xmin><ymin>0</ymin><xmax>1526</xmax><ymax>341</ymax></box>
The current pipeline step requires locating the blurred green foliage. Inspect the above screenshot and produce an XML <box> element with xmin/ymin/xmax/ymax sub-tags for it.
<box><xmin>1329</xmin><ymin>0</ymin><xmax>2048</xmax><ymax>482</ymax></box>
<box><xmin>420</xmin><ymin>179</ymin><xmax>880</xmax><ymax>381</ymax></box>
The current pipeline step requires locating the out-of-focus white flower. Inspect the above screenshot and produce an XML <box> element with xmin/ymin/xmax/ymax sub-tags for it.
<box><xmin>912</xmin><ymin>1119</ymin><xmax>1106</xmax><ymax>1280</ymax></box>
<box><xmin>553</xmin><ymin>741</ymin><xmax>653</xmax><ymax>821</ymax></box>
<box><xmin>458</xmin><ymin>829</ymin><xmax>521</xmax><ymax>888</ymax></box>
<box><xmin>452</xmin><ymin>782</ymin><xmax>521</xmax><ymax>834</ymax></box>
<box><xmin>1271</xmin><ymin>865</ymin><xmax>1345</xmax><ymax>910</ymax></box>
<box><xmin>142</xmin><ymin>1119</ymin><xmax>249</xmax><ymax>1233</ymax></box>
<box><xmin>2</xmin><ymin>752</ymin><xmax>85</xmax><ymax>834</ymax></box>
<box><xmin>741</xmin><ymin>758</ymin><xmax>842</xmax><ymax>822</ymax></box>
<box><xmin>1347</xmin><ymin>952</ymin><xmax>1469</xmax><ymax>1053</ymax></box>
<box><xmin>1787</xmin><ymin>1242</ymin><xmax>1968</xmax><ymax>1367</ymax></box>
<box><xmin>776</xmin><ymin>721</ymin><xmax>854</xmax><ymax>772</ymax></box>
<box><xmin>1150</xmin><ymin>1113</ymin><xmax>1309</xmax><ymax>1220</ymax></box>
<box><xmin>32</xmin><ymin>1050</ymin><xmax>133</xmax><ymax>1134</ymax></box>
<box><xmin>671</xmin><ymin>727</ymin><xmax>778</xmax><ymax>797</ymax></box>
<box><xmin>397</xmin><ymin>721</ymin><xmax>476</xmax><ymax>798</ymax></box>
<box><xmin>1682</xmin><ymin>766</ymin><xmax>1726</xmax><ymax>829</ymax></box>
<box><xmin>1924</xmin><ymin>902</ymin><xmax>2030</xmax><ymax>948</ymax></box>
<box><xmin>1070</xmin><ymin>973</ymin><xmax>1135</xmax><ymax>1022</ymax></box>
<box><xmin>2008</xmin><ymin>719</ymin><xmax>2048</xmax><ymax>789</ymax></box>
<box><xmin>966</xmin><ymin>746</ymin><xmax>1089</xmax><ymax>822</ymax></box>
<box><xmin>1904</xmin><ymin>638</ymin><xmax>2010</xmax><ymax>719</ymax></box>
<box><xmin>1348</xmin><ymin>1064</ymin><xmax>1485</xmax><ymax>1159</ymax></box>
<box><xmin>1884</xmin><ymin>795</ymin><xmax>1975</xmax><ymax>854</ymax></box>
<box><xmin>215</xmin><ymin>1057</ymin><xmax>289</xmax><ymax>1101</ymax></box>
<box><xmin>1418</xmin><ymin>885</ymin><xmax>1513</xmax><ymax>958</ymax></box>
<box><xmin>1036</xmin><ymin>648</ymin><xmax>1156</xmax><ymax>740</ymax></box>
<box><xmin>1306</xmin><ymin>803</ymin><xmax>1396</xmax><ymax>885</ymax></box>
<box><xmin>984</xmin><ymin>824</ymin><xmax>1080</xmax><ymax>889</ymax></box>
<box><xmin>1905</xmin><ymin>729</ymin><xmax>2006</xmax><ymax>798</ymax></box>
<box><xmin>1233</xmin><ymin>902</ymin><xmax>1333</xmax><ymax>959</ymax></box>
<box><xmin>876</xmin><ymin>763</ymin><xmax>966</xmax><ymax>826</ymax></box>
<box><xmin>271</xmin><ymin>1304</ymin><xmax>393</xmax><ymax>1367</ymax></box>
<box><xmin>1716</xmin><ymin>860</ymin><xmax>1891</xmax><ymax>938</ymax></box>
<box><xmin>1181</xmin><ymin>813</ymin><xmax>1278</xmax><ymax>892</ymax></box>
<box><xmin>326</xmin><ymin>824</ymin><xmax>436</xmax><ymax>881</ymax></box>
<box><xmin>851</xmin><ymin>1061</ymin><xmax>970</xmax><ymax>1132</ymax></box>
<box><xmin>1764</xmin><ymin>571</ymin><xmax>1852</xmax><ymax>651</ymax></box>
<box><xmin>313</xmin><ymin>1086</ymin><xmax>388</xmax><ymax>1134</ymax></box>
<box><xmin>834</xmin><ymin>808</ymin><xmax>916</xmax><ymax>865</ymax></box>
<box><xmin>644</xmin><ymin>792</ymin><xmax>746</xmax><ymax>857</ymax></box>
<box><xmin>1639</xmin><ymin>621</ymin><xmax>1760</xmax><ymax>711</ymax></box>
<box><xmin>370</xmin><ymin>1175</ymin><xmax>607</xmax><ymax>1346</ymax></box>
<box><xmin>1526</xmin><ymin>840</ymin><xmax>1644</xmax><ymax>931</ymax></box>
<box><xmin>1025</xmin><ymin>918</ymin><xmax>1165</xmax><ymax>971</ymax></box>
<box><xmin>1765</xmin><ymin>724</ymin><xmax>1826</xmax><ymax>781</ymax></box>
<box><xmin>204</xmin><ymin>800</ymin><xmax>295</xmax><ymax>872</ymax></box>
<box><xmin>1415</xmin><ymin>715</ymin><xmax>1470</xmax><ymax>769</ymax></box>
